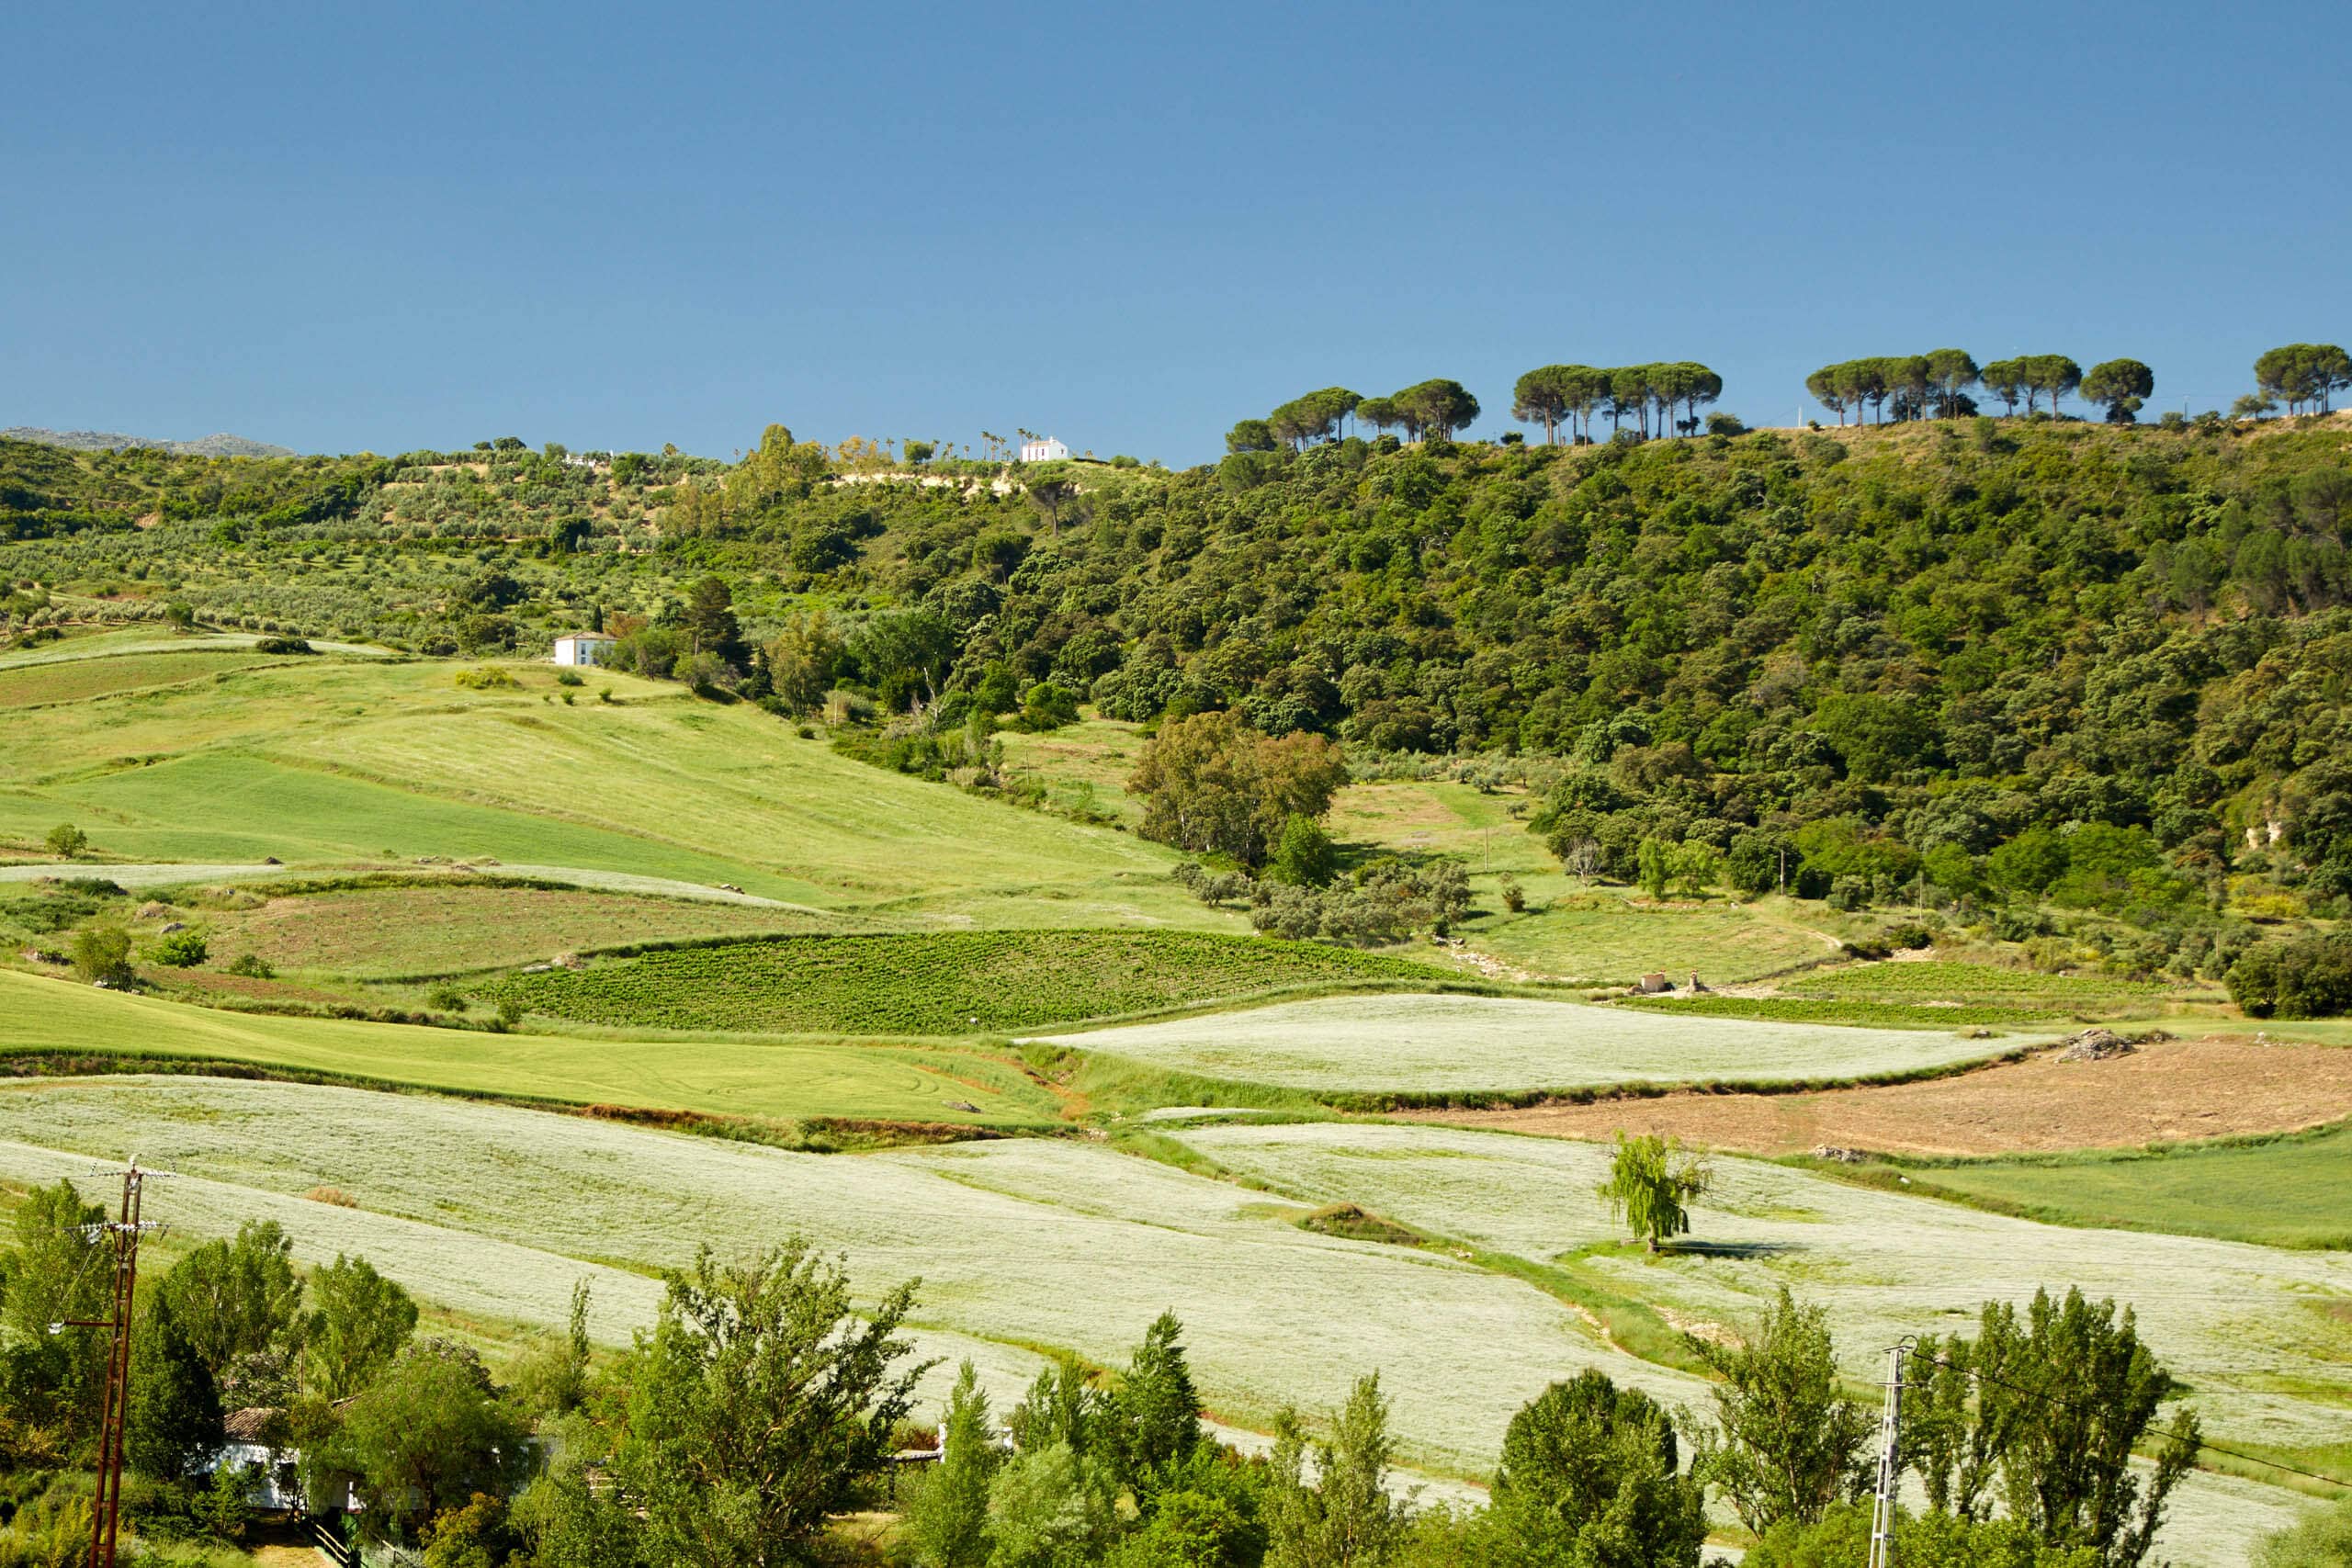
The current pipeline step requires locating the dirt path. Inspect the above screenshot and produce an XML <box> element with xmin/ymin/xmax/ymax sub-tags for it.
<box><xmin>1397</xmin><ymin>1036</ymin><xmax>2352</xmax><ymax>1156</ymax></box>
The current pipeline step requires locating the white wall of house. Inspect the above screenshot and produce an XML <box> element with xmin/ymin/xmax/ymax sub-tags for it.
<box><xmin>1019</xmin><ymin>437</ymin><xmax>1069</xmax><ymax>462</ymax></box>
<box><xmin>553</xmin><ymin>634</ymin><xmax>614</xmax><ymax>667</ymax></box>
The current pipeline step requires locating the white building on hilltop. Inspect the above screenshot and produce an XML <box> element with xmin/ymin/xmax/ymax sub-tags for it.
<box><xmin>1019</xmin><ymin>436</ymin><xmax>1069</xmax><ymax>462</ymax></box>
<box><xmin>552</xmin><ymin>631</ymin><xmax>616</xmax><ymax>667</ymax></box>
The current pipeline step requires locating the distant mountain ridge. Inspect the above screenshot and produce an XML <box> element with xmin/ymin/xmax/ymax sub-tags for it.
<box><xmin>2</xmin><ymin>427</ymin><xmax>296</xmax><ymax>458</ymax></box>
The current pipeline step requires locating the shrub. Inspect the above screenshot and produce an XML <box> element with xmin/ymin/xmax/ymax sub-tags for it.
<box><xmin>2227</xmin><ymin>933</ymin><xmax>2352</xmax><ymax>1019</ymax></box>
<box><xmin>554</xmin><ymin>668</ymin><xmax>583</xmax><ymax>686</ymax></box>
<box><xmin>150</xmin><ymin>930</ymin><xmax>210</xmax><ymax>967</ymax></box>
<box><xmin>426</xmin><ymin>985</ymin><xmax>469</xmax><ymax>1013</ymax></box>
<box><xmin>73</xmin><ymin>926</ymin><xmax>136</xmax><ymax>986</ymax></box>
<box><xmin>253</xmin><ymin>636</ymin><xmax>314</xmax><ymax>654</ymax></box>
<box><xmin>1266</xmin><ymin>816</ymin><xmax>1337</xmax><ymax>887</ymax></box>
<box><xmin>43</xmin><ymin>822</ymin><xmax>86</xmax><ymax>859</ymax></box>
<box><xmin>1499</xmin><ymin>874</ymin><xmax>1526</xmax><ymax>913</ymax></box>
<box><xmin>225</xmin><ymin>953</ymin><xmax>274</xmax><ymax>979</ymax></box>
<box><xmin>453</xmin><ymin>667</ymin><xmax>518</xmax><ymax>690</ymax></box>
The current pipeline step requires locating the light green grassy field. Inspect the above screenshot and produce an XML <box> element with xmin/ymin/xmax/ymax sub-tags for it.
<box><xmin>0</xmin><ymin>1076</ymin><xmax>1695</xmax><ymax>1477</ymax></box>
<box><xmin>0</xmin><ymin>627</ymin><xmax>390</xmax><ymax>669</ymax></box>
<box><xmin>0</xmin><ymin>649</ymin><xmax>273</xmax><ymax>708</ymax></box>
<box><xmin>0</xmin><ymin>654</ymin><xmax>1220</xmax><ymax>925</ymax></box>
<box><xmin>0</xmin><ymin>970</ymin><xmax>1056</xmax><ymax>1123</ymax></box>
<box><xmin>1471</xmin><ymin>895</ymin><xmax>1835</xmax><ymax>984</ymax></box>
<box><xmin>492</xmin><ymin>931</ymin><xmax>1454</xmax><ymax>1034</ymax></box>
<box><xmin>1168</xmin><ymin>1121</ymin><xmax>2352</xmax><ymax>1462</ymax></box>
<box><xmin>0</xmin><ymin>1077</ymin><xmax>2305</xmax><ymax>1559</ymax></box>
<box><xmin>1784</xmin><ymin>960</ymin><xmax>2176</xmax><ymax>1007</ymax></box>
<box><xmin>1887</xmin><ymin>1124</ymin><xmax>2352</xmax><ymax>1250</ymax></box>
<box><xmin>1041</xmin><ymin>993</ymin><xmax>2032</xmax><ymax>1095</ymax></box>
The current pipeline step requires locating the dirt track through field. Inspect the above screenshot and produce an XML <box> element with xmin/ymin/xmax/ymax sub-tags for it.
<box><xmin>1399</xmin><ymin>1036</ymin><xmax>2352</xmax><ymax>1155</ymax></box>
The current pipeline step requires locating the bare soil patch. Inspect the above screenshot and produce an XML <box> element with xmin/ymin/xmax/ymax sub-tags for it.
<box><xmin>1399</xmin><ymin>1036</ymin><xmax>2352</xmax><ymax>1156</ymax></box>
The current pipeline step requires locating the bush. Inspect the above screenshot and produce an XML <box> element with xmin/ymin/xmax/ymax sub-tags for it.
<box><xmin>43</xmin><ymin>822</ymin><xmax>86</xmax><ymax>859</ymax></box>
<box><xmin>453</xmin><ymin>666</ymin><xmax>518</xmax><ymax>690</ymax></box>
<box><xmin>225</xmin><ymin>953</ymin><xmax>274</xmax><ymax>979</ymax></box>
<box><xmin>149</xmin><ymin>930</ymin><xmax>209</xmax><ymax>967</ymax></box>
<box><xmin>554</xmin><ymin>668</ymin><xmax>583</xmax><ymax>686</ymax></box>
<box><xmin>1500</xmin><ymin>874</ymin><xmax>1526</xmax><ymax>913</ymax></box>
<box><xmin>253</xmin><ymin>636</ymin><xmax>314</xmax><ymax>654</ymax></box>
<box><xmin>73</xmin><ymin>926</ymin><xmax>136</xmax><ymax>986</ymax></box>
<box><xmin>426</xmin><ymin>985</ymin><xmax>469</xmax><ymax>1013</ymax></box>
<box><xmin>2227</xmin><ymin>933</ymin><xmax>2352</xmax><ymax>1019</ymax></box>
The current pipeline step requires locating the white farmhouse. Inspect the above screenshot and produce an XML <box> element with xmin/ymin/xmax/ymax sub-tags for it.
<box><xmin>1019</xmin><ymin>436</ymin><xmax>1069</xmax><ymax>462</ymax></box>
<box><xmin>552</xmin><ymin>630</ymin><xmax>616</xmax><ymax>667</ymax></box>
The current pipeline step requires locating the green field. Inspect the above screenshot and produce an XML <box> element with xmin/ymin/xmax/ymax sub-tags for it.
<box><xmin>1783</xmin><ymin>960</ymin><xmax>2173</xmax><ymax>1008</ymax></box>
<box><xmin>1887</xmin><ymin>1124</ymin><xmax>2352</xmax><ymax>1250</ymax></box>
<box><xmin>1042</xmin><ymin>992</ymin><xmax>2031</xmax><ymax>1095</ymax></box>
<box><xmin>0</xmin><ymin>654</ymin><xmax>1218</xmax><ymax>925</ymax></box>
<box><xmin>1169</xmin><ymin>1121</ymin><xmax>2352</xmax><ymax>1475</ymax></box>
<box><xmin>0</xmin><ymin>1077</ymin><xmax>2307</xmax><ymax>1559</ymax></box>
<box><xmin>1621</xmin><ymin>996</ymin><xmax>2050</xmax><ymax>1027</ymax></box>
<box><xmin>0</xmin><ymin>649</ymin><xmax>272</xmax><ymax>708</ymax></box>
<box><xmin>0</xmin><ymin>969</ymin><xmax>1056</xmax><ymax>1123</ymax></box>
<box><xmin>1472</xmin><ymin>895</ymin><xmax>1836</xmax><ymax>984</ymax></box>
<box><xmin>492</xmin><ymin>930</ymin><xmax>1453</xmax><ymax>1034</ymax></box>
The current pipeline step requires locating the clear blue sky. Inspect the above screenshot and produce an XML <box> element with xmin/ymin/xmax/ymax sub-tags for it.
<box><xmin>8</xmin><ymin>1</ymin><xmax>2345</xmax><ymax>463</ymax></box>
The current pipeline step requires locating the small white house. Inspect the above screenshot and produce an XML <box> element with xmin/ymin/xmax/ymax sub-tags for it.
<box><xmin>1019</xmin><ymin>436</ymin><xmax>1069</xmax><ymax>462</ymax></box>
<box><xmin>552</xmin><ymin>631</ymin><xmax>616</xmax><ymax>667</ymax></box>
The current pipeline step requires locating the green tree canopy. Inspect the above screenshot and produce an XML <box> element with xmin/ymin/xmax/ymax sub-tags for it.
<box><xmin>1490</xmin><ymin>1369</ymin><xmax>1707</xmax><ymax>1568</ymax></box>
<box><xmin>2081</xmin><ymin>359</ymin><xmax>2155</xmax><ymax>424</ymax></box>
<box><xmin>1597</xmin><ymin>1132</ymin><xmax>1713</xmax><ymax>1251</ymax></box>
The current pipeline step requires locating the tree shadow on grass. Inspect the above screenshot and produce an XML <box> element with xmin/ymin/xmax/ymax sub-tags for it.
<box><xmin>1659</xmin><ymin>1238</ymin><xmax>1804</xmax><ymax>1260</ymax></box>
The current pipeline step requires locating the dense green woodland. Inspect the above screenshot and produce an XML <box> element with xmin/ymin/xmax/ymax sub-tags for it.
<box><xmin>8</xmin><ymin>416</ymin><xmax>2352</xmax><ymax>969</ymax></box>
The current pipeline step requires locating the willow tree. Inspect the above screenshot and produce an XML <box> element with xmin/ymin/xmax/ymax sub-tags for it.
<box><xmin>1597</xmin><ymin>1132</ymin><xmax>1712</xmax><ymax>1250</ymax></box>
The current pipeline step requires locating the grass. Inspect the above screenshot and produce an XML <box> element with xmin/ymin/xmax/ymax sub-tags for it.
<box><xmin>204</xmin><ymin>883</ymin><xmax>834</xmax><ymax>977</ymax></box>
<box><xmin>0</xmin><ymin>968</ymin><xmax>1058</xmax><ymax>1124</ymax></box>
<box><xmin>1870</xmin><ymin>1122</ymin><xmax>2352</xmax><ymax>1250</ymax></box>
<box><xmin>1784</xmin><ymin>961</ymin><xmax>2171</xmax><ymax>1007</ymax></box>
<box><xmin>0</xmin><ymin>1075</ymin><xmax>1706</xmax><ymax>1477</ymax></box>
<box><xmin>1621</xmin><ymin>997</ymin><xmax>2049</xmax><ymax>1027</ymax></box>
<box><xmin>0</xmin><ymin>654</ymin><xmax>1219</xmax><ymax>925</ymax></box>
<box><xmin>0</xmin><ymin>649</ymin><xmax>271</xmax><ymax>708</ymax></box>
<box><xmin>1472</xmin><ymin>893</ymin><xmax>1836</xmax><ymax>985</ymax></box>
<box><xmin>491</xmin><ymin>931</ymin><xmax>1453</xmax><ymax>1035</ymax></box>
<box><xmin>1163</xmin><ymin>1120</ymin><xmax>2352</xmax><ymax>1477</ymax></box>
<box><xmin>1042</xmin><ymin>992</ymin><xmax>2030</xmax><ymax>1095</ymax></box>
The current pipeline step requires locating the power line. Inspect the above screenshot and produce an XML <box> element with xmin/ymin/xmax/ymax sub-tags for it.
<box><xmin>52</xmin><ymin>1158</ymin><xmax>172</xmax><ymax>1568</ymax></box>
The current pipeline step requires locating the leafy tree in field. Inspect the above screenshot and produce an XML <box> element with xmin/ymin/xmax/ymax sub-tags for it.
<box><xmin>127</xmin><ymin>1291</ymin><xmax>224</xmax><ymax>1482</ymax></box>
<box><xmin>763</xmin><ymin>609</ymin><xmax>843</xmax><ymax>715</ymax></box>
<box><xmin>854</xmin><ymin>607</ymin><xmax>957</xmax><ymax>712</ymax></box>
<box><xmin>611</xmin><ymin>1243</ymin><xmax>931</xmax><ymax>1568</ymax></box>
<box><xmin>1512</xmin><ymin>367</ymin><xmax>1576</xmax><ymax>446</ymax></box>
<box><xmin>985</xmin><ymin>1440</ymin><xmax>1123</xmax><ymax>1567</ymax></box>
<box><xmin>900</xmin><ymin>1361</ymin><xmax>1001</xmax><ymax>1568</ymax></box>
<box><xmin>1668</xmin><ymin>840</ymin><xmax>1722</xmax><ymax>898</ymax></box>
<box><xmin>1488</xmin><ymin>1370</ymin><xmax>1707</xmax><ymax>1568</ymax></box>
<box><xmin>1598</xmin><ymin>1132</ymin><xmax>1712</xmax><ymax>1251</ymax></box>
<box><xmin>2255</xmin><ymin>344</ymin><xmax>2352</xmax><ymax>415</ymax></box>
<box><xmin>1908</xmin><ymin>1288</ymin><xmax>2198</xmax><ymax>1568</ymax></box>
<box><xmin>1636</xmin><ymin>835</ymin><xmax>1672</xmax><ymax>898</ymax></box>
<box><xmin>302</xmin><ymin>1254</ymin><xmax>419</xmax><ymax>1399</ymax></box>
<box><xmin>2225</xmin><ymin>931</ymin><xmax>2352</xmax><ymax>1018</ymax></box>
<box><xmin>71</xmin><ymin>924</ymin><xmax>134</xmax><ymax>986</ymax></box>
<box><xmin>43</xmin><ymin>822</ymin><xmax>85</xmax><ymax>858</ymax></box>
<box><xmin>1925</xmin><ymin>348</ymin><xmax>1981</xmax><ymax>417</ymax></box>
<box><xmin>307</xmin><ymin>1341</ymin><xmax>534</xmax><ymax>1544</ymax></box>
<box><xmin>1693</xmin><ymin>1288</ymin><xmax>1873</xmax><ymax>1533</ymax></box>
<box><xmin>2081</xmin><ymin>359</ymin><xmax>2155</xmax><ymax>424</ymax></box>
<box><xmin>1805</xmin><ymin>366</ymin><xmax>1851</xmax><ymax>425</ymax></box>
<box><xmin>682</xmin><ymin>574</ymin><xmax>744</xmax><ymax>665</ymax></box>
<box><xmin>160</xmin><ymin>1219</ymin><xmax>302</xmax><ymax>1384</ymax></box>
<box><xmin>1981</xmin><ymin>357</ymin><xmax>2027</xmax><ymax>415</ymax></box>
<box><xmin>1263</xmin><ymin>1372</ymin><xmax>1408</xmax><ymax>1568</ymax></box>
<box><xmin>1008</xmin><ymin>1357</ymin><xmax>1102</xmax><ymax>1460</ymax></box>
<box><xmin>1268</xmin><ymin>814</ymin><xmax>1338</xmax><ymax>887</ymax></box>
<box><xmin>1107</xmin><ymin>1309</ymin><xmax>1204</xmax><ymax>1493</ymax></box>
<box><xmin>1391</xmin><ymin>379</ymin><xmax>1480</xmax><ymax>443</ymax></box>
<box><xmin>0</xmin><ymin>1180</ymin><xmax>109</xmax><ymax>1443</ymax></box>
<box><xmin>1884</xmin><ymin>355</ymin><xmax>1932</xmax><ymax>421</ymax></box>
<box><xmin>2022</xmin><ymin>355</ymin><xmax>2084</xmax><ymax>414</ymax></box>
<box><xmin>1227</xmin><ymin>419</ymin><xmax>1279</xmax><ymax>454</ymax></box>
<box><xmin>1130</xmin><ymin>711</ymin><xmax>1348</xmax><ymax>867</ymax></box>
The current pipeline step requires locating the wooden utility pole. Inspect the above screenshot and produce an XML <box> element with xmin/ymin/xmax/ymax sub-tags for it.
<box><xmin>1865</xmin><ymin>1340</ymin><xmax>1910</xmax><ymax>1568</ymax></box>
<box><xmin>57</xmin><ymin>1159</ymin><xmax>169</xmax><ymax>1568</ymax></box>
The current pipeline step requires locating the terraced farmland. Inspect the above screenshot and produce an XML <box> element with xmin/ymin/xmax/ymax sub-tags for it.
<box><xmin>1041</xmin><ymin>992</ymin><xmax>2033</xmax><ymax>1094</ymax></box>
<box><xmin>491</xmin><ymin>930</ymin><xmax>1453</xmax><ymax>1034</ymax></box>
<box><xmin>1783</xmin><ymin>960</ymin><xmax>2174</xmax><ymax>1009</ymax></box>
